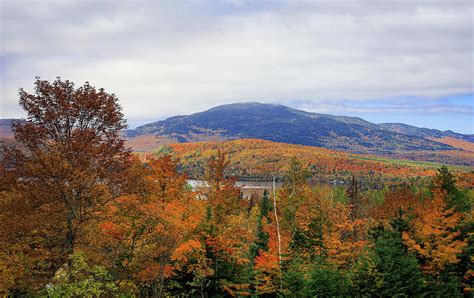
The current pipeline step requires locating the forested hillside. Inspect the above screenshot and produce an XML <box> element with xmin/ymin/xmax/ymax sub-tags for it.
<box><xmin>145</xmin><ymin>139</ymin><xmax>474</xmax><ymax>187</ymax></box>
<box><xmin>1</xmin><ymin>79</ymin><xmax>472</xmax><ymax>296</ymax></box>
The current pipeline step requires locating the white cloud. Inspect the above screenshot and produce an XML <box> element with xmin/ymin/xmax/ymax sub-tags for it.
<box><xmin>298</xmin><ymin>103</ymin><xmax>474</xmax><ymax>115</ymax></box>
<box><xmin>1</xmin><ymin>0</ymin><xmax>472</xmax><ymax>125</ymax></box>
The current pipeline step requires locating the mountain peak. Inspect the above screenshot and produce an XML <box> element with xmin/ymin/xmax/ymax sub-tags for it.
<box><xmin>206</xmin><ymin>102</ymin><xmax>284</xmax><ymax>112</ymax></box>
<box><xmin>126</xmin><ymin>102</ymin><xmax>460</xmax><ymax>154</ymax></box>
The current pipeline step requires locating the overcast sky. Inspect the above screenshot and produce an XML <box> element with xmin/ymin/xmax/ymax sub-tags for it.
<box><xmin>1</xmin><ymin>0</ymin><xmax>473</xmax><ymax>133</ymax></box>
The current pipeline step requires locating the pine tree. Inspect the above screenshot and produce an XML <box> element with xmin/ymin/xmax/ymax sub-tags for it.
<box><xmin>373</xmin><ymin>228</ymin><xmax>425</xmax><ymax>296</ymax></box>
<box><xmin>261</xmin><ymin>189</ymin><xmax>272</xmax><ymax>216</ymax></box>
<box><xmin>351</xmin><ymin>221</ymin><xmax>425</xmax><ymax>296</ymax></box>
<box><xmin>250</xmin><ymin>193</ymin><xmax>271</xmax><ymax>259</ymax></box>
<box><xmin>282</xmin><ymin>261</ymin><xmax>309</xmax><ymax>296</ymax></box>
<box><xmin>307</xmin><ymin>265</ymin><xmax>350</xmax><ymax>297</ymax></box>
<box><xmin>433</xmin><ymin>165</ymin><xmax>470</xmax><ymax>213</ymax></box>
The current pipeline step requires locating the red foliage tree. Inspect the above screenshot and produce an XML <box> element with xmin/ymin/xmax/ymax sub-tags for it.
<box><xmin>0</xmin><ymin>77</ymin><xmax>138</xmax><ymax>291</ymax></box>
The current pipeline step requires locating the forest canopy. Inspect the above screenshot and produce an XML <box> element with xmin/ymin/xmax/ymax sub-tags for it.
<box><xmin>0</xmin><ymin>78</ymin><xmax>472</xmax><ymax>296</ymax></box>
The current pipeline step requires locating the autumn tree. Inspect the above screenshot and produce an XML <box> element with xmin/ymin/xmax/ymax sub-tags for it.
<box><xmin>323</xmin><ymin>201</ymin><xmax>367</xmax><ymax>269</ymax></box>
<box><xmin>254</xmin><ymin>212</ymin><xmax>286</xmax><ymax>295</ymax></box>
<box><xmin>371</xmin><ymin>185</ymin><xmax>422</xmax><ymax>224</ymax></box>
<box><xmin>184</xmin><ymin>149</ymin><xmax>258</xmax><ymax>296</ymax></box>
<box><xmin>402</xmin><ymin>184</ymin><xmax>467</xmax><ymax>276</ymax></box>
<box><xmin>291</xmin><ymin>186</ymin><xmax>333</xmax><ymax>263</ymax></box>
<box><xmin>281</xmin><ymin>158</ymin><xmax>311</xmax><ymax>235</ymax></box>
<box><xmin>346</xmin><ymin>176</ymin><xmax>368</xmax><ymax>231</ymax></box>
<box><xmin>0</xmin><ymin>77</ymin><xmax>138</xmax><ymax>292</ymax></box>
<box><xmin>204</xmin><ymin>149</ymin><xmax>242</xmax><ymax>223</ymax></box>
<box><xmin>91</xmin><ymin>155</ymin><xmax>204</xmax><ymax>295</ymax></box>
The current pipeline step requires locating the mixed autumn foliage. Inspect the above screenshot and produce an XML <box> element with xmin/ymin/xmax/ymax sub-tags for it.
<box><xmin>151</xmin><ymin>139</ymin><xmax>474</xmax><ymax>188</ymax></box>
<box><xmin>0</xmin><ymin>78</ymin><xmax>473</xmax><ymax>296</ymax></box>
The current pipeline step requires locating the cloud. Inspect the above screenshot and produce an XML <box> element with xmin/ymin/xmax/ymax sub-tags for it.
<box><xmin>1</xmin><ymin>0</ymin><xmax>473</xmax><ymax>127</ymax></box>
<box><xmin>297</xmin><ymin>102</ymin><xmax>474</xmax><ymax>115</ymax></box>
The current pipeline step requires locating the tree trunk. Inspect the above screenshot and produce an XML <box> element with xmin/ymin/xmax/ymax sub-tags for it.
<box><xmin>272</xmin><ymin>176</ymin><xmax>283</xmax><ymax>290</ymax></box>
<box><xmin>65</xmin><ymin>211</ymin><xmax>75</xmax><ymax>256</ymax></box>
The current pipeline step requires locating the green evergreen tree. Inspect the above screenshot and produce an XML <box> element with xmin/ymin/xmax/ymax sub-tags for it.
<box><xmin>372</xmin><ymin>228</ymin><xmax>425</xmax><ymax>296</ymax></box>
<box><xmin>290</xmin><ymin>216</ymin><xmax>325</xmax><ymax>263</ymax></box>
<box><xmin>250</xmin><ymin>191</ymin><xmax>271</xmax><ymax>259</ymax></box>
<box><xmin>434</xmin><ymin>165</ymin><xmax>470</xmax><ymax>212</ymax></box>
<box><xmin>307</xmin><ymin>266</ymin><xmax>350</xmax><ymax>297</ymax></box>
<box><xmin>349</xmin><ymin>253</ymin><xmax>382</xmax><ymax>297</ymax></box>
<box><xmin>261</xmin><ymin>189</ymin><xmax>272</xmax><ymax>216</ymax></box>
<box><xmin>351</xmin><ymin>221</ymin><xmax>425</xmax><ymax>296</ymax></box>
<box><xmin>282</xmin><ymin>261</ymin><xmax>309</xmax><ymax>297</ymax></box>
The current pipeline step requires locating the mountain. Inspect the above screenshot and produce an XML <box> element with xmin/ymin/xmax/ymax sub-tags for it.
<box><xmin>0</xmin><ymin>119</ymin><xmax>16</xmax><ymax>139</ymax></box>
<box><xmin>2</xmin><ymin>103</ymin><xmax>472</xmax><ymax>158</ymax></box>
<box><xmin>379</xmin><ymin>123</ymin><xmax>474</xmax><ymax>142</ymax></box>
<box><xmin>125</xmin><ymin>102</ymin><xmax>460</xmax><ymax>154</ymax></box>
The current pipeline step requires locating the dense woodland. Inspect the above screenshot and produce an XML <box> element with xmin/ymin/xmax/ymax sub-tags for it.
<box><xmin>0</xmin><ymin>78</ymin><xmax>473</xmax><ymax>296</ymax></box>
<box><xmin>154</xmin><ymin>139</ymin><xmax>474</xmax><ymax>187</ymax></box>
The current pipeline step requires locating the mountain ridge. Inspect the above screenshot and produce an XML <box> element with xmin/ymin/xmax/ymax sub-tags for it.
<box><xmin>124</xmin><ymin>102</ymin><xmax>467</xmax><ymax>154</ymax></box>
<box><xmin>2</xmin><ymin>103</ymin><xmax>472</xmax><ymax>157</ymax></box>
<box><xmin>378</xmin><ymin>122</ymin><xmax>474</xmax><ymax>142</ymax></box>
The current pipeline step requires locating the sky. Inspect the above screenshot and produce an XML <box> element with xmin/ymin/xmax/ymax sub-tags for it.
<box><xmin>0</xmin><ymin>0</ymin><xmax>473</xmax><ymax>133</ymax></box>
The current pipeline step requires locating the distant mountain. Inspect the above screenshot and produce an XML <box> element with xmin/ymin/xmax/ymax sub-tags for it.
<box><xmin>3</xmin><ymin>103</ymin><xmax>472</xmax><ymax>156</ymax></box>
<box><xmin>0</xmin><ymin>119</ymin><xmax>16</xmax><ymax>139</ymax></box>
<box><xmin>124</xmin><ymin>102</ymin><xmax>464</xmax><ymax>154</ymax></box>
<box><xmin>379</xmin><ymin>123</ymin><xmax>474</xmax><ymax>142</ymax></box>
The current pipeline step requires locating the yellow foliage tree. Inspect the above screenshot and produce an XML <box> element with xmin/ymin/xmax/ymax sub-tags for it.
<box><xmin>324</xmin><ymin>202</ymin><xmax>367</xmax><ymax>269</ymax></box>
<box><xmin>402</xmin><ymin>185</ymin><xmax>467</xmax><ymax>275</ymax></box>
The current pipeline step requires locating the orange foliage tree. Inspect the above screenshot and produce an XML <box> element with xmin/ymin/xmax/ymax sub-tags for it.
<box><xmin>254</xmin><ymin>212</ymin><xmax>285</xmax><ymax>295</ymax></box>
<box><xmin>203</xmin><ymin>149</ymin><xmax>243</xmax><ymax>223</ymax></box>
<box><xmin>324</xmin><ymin>202</ymin><xmax>367</xmax><ymax>269</ymax></box>
<box><xmin>402</xmin><ymin>181</ymin><xmax>467</xmax><ymax>275</ymax></box>
<box><xmin>288</xmin><ymin>181</ymin><xmax>367</xmax><ymax>270</ymax></box>
<box><xmin>89</xmin><ymin>155</ymin><xmax>204</xmax><ymax>295</ymax></box>
<box><xmin>371</xmin><ymin>185</ymin><xmax>423</xmax><ymax>224</ymax></box>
